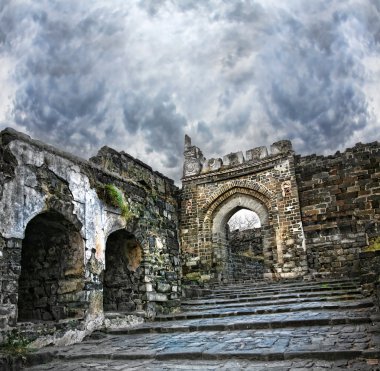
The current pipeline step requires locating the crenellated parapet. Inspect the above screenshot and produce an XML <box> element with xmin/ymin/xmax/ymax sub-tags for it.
<box><xmin>182</xmin><ymin>135</ymin><xmax>293</xmax><ymax>178</ymax></box>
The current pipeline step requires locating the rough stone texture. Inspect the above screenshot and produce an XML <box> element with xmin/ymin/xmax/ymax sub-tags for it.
<box><xmin>0</xmin><ymin>128</ymin><xmax>180</xmax><ymax>346</ymax></box>
<box><xmin>295</xmin><ymin>142</ymin><xmax>380</xmax><ymax>276</ymax></box>
<box><xmin>227</xmin><ymin>228</ymin><xmax>264</xmax><ymax>280</ymax></box>
<box><xmin>1</xmin><ymin>128</ymin><xmax>379</xmax><ymax>352</ymax></box>
<box><xmin>18</xmin><ymin>212</ymin><xmax>85</xmax><ymax>322</ymax></box>
<box><xmin>103</xmin><ymin>230</ymin><xmax>143</xmax><ymax>312</ymax></box>
<box><xmin>228</xmin><ymin>228</ymin><xmax>263</xmax><ymax>256</ymax></box>
<box><xmin>11</xmin><ymin>277</ymin><xmax>380</xmax><ymax>370</ymax></box>
<box><xmin>181</xmin><ymin>136</ymin><xmax>307</xmax><ymax>282</ymax></box>
<box><xmin>359</xmin><ymin>250</ymin><xmax>380</xmax><ymax>309</ymax></box>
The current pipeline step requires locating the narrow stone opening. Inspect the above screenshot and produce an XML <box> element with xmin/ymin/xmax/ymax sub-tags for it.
<box><xmin>18</xmin><ymin>211</ymin><xmax>85</xmax><ymax>322</ymax></box>
<box><xmin>103</xmin><ymin>230</ymin><xmax>143</xmax><ymax>312</ymax></box>
<box><xmin>227</xmin><ymin>209</ymin><xmax>261</xmax><ymax>231</ymax></box>
<box><xmin>226</xmin><ymin>208</ymin><xmax>264</xmax><ymax>280</ymax></box>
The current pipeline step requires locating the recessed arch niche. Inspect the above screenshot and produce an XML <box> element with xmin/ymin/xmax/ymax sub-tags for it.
<box><xmin>18</xmin><ymin>211</ymin><xmax>85</xmax><ymax>322</ymax></box>
<box><xmin>103</xmin><ymin>229</ymin><xmax>143</xmax><ymax>312</ymax></box>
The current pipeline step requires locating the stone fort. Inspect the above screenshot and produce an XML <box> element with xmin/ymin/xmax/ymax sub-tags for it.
<box><xmin>0</xmin><ymin>127</ymin><xmax>379</xmax><ymax>348</ymax></box>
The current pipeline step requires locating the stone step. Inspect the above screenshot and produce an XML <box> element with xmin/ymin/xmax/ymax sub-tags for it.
<box><xmin>183</xmin><ymin>278</ymin><xmax>361</xmax><ymax>298</ymax></box>
<box><xmin>204</xmin><ymin>282</ymin><xmax>361</xmax><ymax>298</ymax></box>
<box><xmin>26</xmin><ymin>358</ymin><xmax>380</xmax><ymax>371</ymax></box>
<box><xmin>157</xmin><ymin>299</ymin><xmax>374</xmax><ymax>322</ymax></box>
<box><xmin>20</xmin><ymin>277</ymin><xmax>380</xmax><ymax>370</ymax></box>
<box><xmin>26</xmin><ymin>320</ymin><xmax>380</xmax><ymax>368</ymax></box>
<box><xmin>180</xmin><ymin>293</ymin><xmax>365</xmax><ymax>312</ymax></box>
<box><xmin>22</xmin><ymin>358</ymin><xmax>380</xmax><ymax>370</ymax></box>
<box><xmin>90</xmin><ymin>319</ymin><xmax>380</xmax><ymax>360</ymax></box>
<box><xmin>107</xmin><ymin>309</ymin><xmax>378</xmax><ymax>335</ymax></box>
<box><xmin>181</xmin><ymin>288</ymin><xmax>363</xmax><ymax>306</ymax></box>
<box><xmin>206</xmin><ymin>277</ymin><xmax>360</xmax><ymax>290</ymax></box>
<box><xmin>164</xmin><ymin>299</ymin><xmax>374</xmax><ymax>321</ymax></box>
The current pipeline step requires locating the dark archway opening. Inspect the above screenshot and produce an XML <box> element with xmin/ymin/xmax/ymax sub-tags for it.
<box><xmin>226</xmin><ymin>209</ymin><xmax>264</xmax><ymax>280</ymax></box>
<box><xmin>18</xmin><ymin>211</ymin><xmax>85</xmax><ymax>322</ymax></box>
<box><xmin>103</xmin><ymin>230</ymin><xmax>143</xmax><ymax>312</ymax></box>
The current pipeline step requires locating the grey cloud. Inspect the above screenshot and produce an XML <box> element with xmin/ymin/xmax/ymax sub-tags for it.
<box><xmin>0</xmin><ymin>0</ymin><xmax>379</xmax><ymax>184</ymax></box>
<box><xmin>196</xmin><ymin>121</ymin><xmax>213</xmax><ymax>142</ymax></box>
<box><xmin>251</xmin><ymin>1</ymin><xmax>377</xmax><ymax>153</ymax></box>
<box><xmin>137</xmin><ymin>94</ymin><xmax>186</xmax><ymax>169</ymax></box>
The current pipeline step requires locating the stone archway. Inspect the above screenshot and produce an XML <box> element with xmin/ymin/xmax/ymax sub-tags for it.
<box><xmin>18</xmin><ymin>211</ymin><xmax>85</xmax><ymax>322</ymax></box>
<box><xmin>209</xmin><ymin>192</ymin><xmax>275</xmax><ymax>281</ymax></box>
<box><xmin>103</xmin><ymin>229</ymin><xmax>143</xmax><ymax>312</ymax></box>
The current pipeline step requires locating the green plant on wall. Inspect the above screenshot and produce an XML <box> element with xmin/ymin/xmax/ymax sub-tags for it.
<box><xmin>104</xmin><ymin>184</ymin><xmax>134</xmax><ymax>223</ymax></box>
<box><xmin>364</xmin><ymin>237</ymin><xmax>380</xmax><ymax>252</ymax></box>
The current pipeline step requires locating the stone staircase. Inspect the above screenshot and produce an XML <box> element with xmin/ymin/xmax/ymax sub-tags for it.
<box><xmin>25</xmin><ymin>278</ymin><xmax>380</xmax><ymax>370</ymax></box>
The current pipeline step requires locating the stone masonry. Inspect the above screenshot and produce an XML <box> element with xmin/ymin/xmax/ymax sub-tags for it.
<box><xmin>181</xmin><ymin>136</ymin><xmax>379</xmax><ymax>283</ymax></box>
<box><xmin>227</xmin><ymin>228</ymin><xmax>264</xmax><ymax>281</ymax></box>
<box><xmin>0</xmin><ymin>128</ymin><xmax>379</xmax><ymax>352</ymax></box>
<box><xmin>181</xmin><ymin>135</ymin><xmax>308</xmax><ymax>282</ymax></box>
<box><xmin>295</xmin><ymin>142</ymin><xmax>380</xmax><ymax>276</ymax></box>
<box><xmin>0</xmin><ymin>128</ymin><xmax>180</xmax><ymax>347</ymax></box>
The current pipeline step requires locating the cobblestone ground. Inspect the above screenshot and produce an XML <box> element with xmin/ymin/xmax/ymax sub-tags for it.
<box><xmin>16</xmin><ymin>278</ymin><xmax>380</xmax><ymax>370</ymax></box>
<box><xmin>26</xmin><ymin>358</ymin><xmax>380</xmax><ymax>370</ymax></box>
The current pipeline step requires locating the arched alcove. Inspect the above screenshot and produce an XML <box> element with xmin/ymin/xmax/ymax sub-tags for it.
<box><xmin>103</xmin><ymin>229</ymin><xmax>143</xmax><ymax>312</ymax></box>
<box><xmin>18</xmin><ymin>211</ymin><xmax>85</xmax><ymax>322</ymax></box>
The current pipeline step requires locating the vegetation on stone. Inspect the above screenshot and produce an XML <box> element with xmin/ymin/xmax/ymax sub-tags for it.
<box><xmin>184</xmin><ymin>272</ymin><xmax>203</xmax><ymax>282</ymax></box>
<box><xmin>104</xmin><ymin>184</ymin><xmax>134</xmax><ymax>222</ymax></box>
<box><xmin>0</xmin><ymin>329</ymin><xmax>32</xmax><ymax>358</ymax></box>
<box><xmin>364</xmin><ymin>237</ymin><xmax>380</xmax><ymax>252</ymax></box>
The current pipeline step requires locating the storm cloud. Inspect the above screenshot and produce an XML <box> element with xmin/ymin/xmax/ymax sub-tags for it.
<box><xmin>0</xmin><ymin>0</ymin><xmax>379</xmax><ymax>182</ymax></box>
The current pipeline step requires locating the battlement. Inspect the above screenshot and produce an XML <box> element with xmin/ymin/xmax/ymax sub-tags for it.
<box><xmin>183</xmin><ymin>135</ymin><xmax>293</xmax><ymax>178</ymax></box>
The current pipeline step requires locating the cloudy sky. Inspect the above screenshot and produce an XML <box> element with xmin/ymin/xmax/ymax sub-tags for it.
<box><xmin>0</xmin><ymin>0</ymin><xmax>379</xmax><ymax>183</ymax></box>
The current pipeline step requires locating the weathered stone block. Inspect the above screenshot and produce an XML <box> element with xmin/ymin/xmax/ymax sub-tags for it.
<box><xmin>146</xmin><ymin>292</ymin><xmax>168</xmax><ymax>302</ymax></box>
<box><xmin>202</xmin><ymin>158</ymin><xmax>222</xmax><ymax>173</ymax></box>
<box><xmin>246</xmin><ymin>146</ymin><xmax>268</xmax><ymax>161</ymax></box>
<box><xmin>223</xmin><ymin>151</ymin><xmax>244</xmax><ymax>166</ymax></box>
<box><xmin>156</xmin><ymin>282</ymin><xmax>171</xmax><ymax>293</ymax></box>
<box><xmin>271</xmin><ymin>140</ymin><xmax>293</xmax><ymax>154</ymax></box>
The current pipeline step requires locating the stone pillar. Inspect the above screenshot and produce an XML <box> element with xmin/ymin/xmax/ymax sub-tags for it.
<box><xmin>0</xmin><ymin>237</ymin><xmax>22</xmax><ymax>327</ymax></box>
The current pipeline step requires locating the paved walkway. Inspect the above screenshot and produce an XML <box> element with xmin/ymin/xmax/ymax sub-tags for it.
<box><xmin>22</xmin><ymin>278</ymin><xmax>380</xmax><ymax>370</ymax></box>
<box><xmin>26</xmin><ymin>358</ymin><xmax>380</xmax><ymax>370</ymax></box>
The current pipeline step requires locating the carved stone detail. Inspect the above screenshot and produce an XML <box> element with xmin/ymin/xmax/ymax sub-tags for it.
<box><xmin>281</xmin><ymin>180</ymin><xmax>292</xmax><ymax>197</ymax></box>
<box><xmin>183</xmin><ymin>135</ymin><xmax>205</xmax><ymax>178</ymax></box>
<box><xmin>202</xmin><ymin>158</ymin><xmax>222</xmax><ymax>173</ymax></box>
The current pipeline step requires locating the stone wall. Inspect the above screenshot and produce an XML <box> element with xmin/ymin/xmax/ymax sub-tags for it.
<box><xmin>227</xmin><ymin>228</ymin><xmax>264</xmax><ymax>280</ymax></box>
<box><xmin>295</xmin><ymin>142</ymin><xmax>380</xmax><ymax>276</ymax></box>
<box><xmin>89</xmin><ymin>146</ymin><xmax>181</xmax><ymax>315</ymax></box>
<box><xmin>1</xmin><ymin>126</ymin><xmax>379</xmax><ymax>345</ymax></box>
<box><xmin>359</xmin><ymin>250</ymin><xmax>380</xmax><ymax>310</ymax></box>
<box><xmin>0</xmin><ymin>128</ymin><xmax>180</xmax><ymax>345</ymax></box>
<box><xmin>228</xmin><ymin>228</ymin><xmax>263</xmax><ymax>256</ymax></box>
<box><xmin>228</xmin><ymin>254</ymin><xmax>264</xmax><ymax>281</ymax></box>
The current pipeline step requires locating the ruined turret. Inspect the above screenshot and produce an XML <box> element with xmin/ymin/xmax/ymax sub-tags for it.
<box><xmin>183</xmin><ymin>135</ymin><xmax>205</xmax><ymax>178</ymax></box>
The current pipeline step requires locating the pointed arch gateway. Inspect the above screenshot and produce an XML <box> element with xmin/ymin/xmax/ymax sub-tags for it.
<box><xmin>181</xmin><ymin>136</ymin><xmax>308</xmax><ymax>282</ymax></box>
<box><xmin>202</xmin><ymin>187</ymin><xmax>277</xmax><ymax>281</ymax></box>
